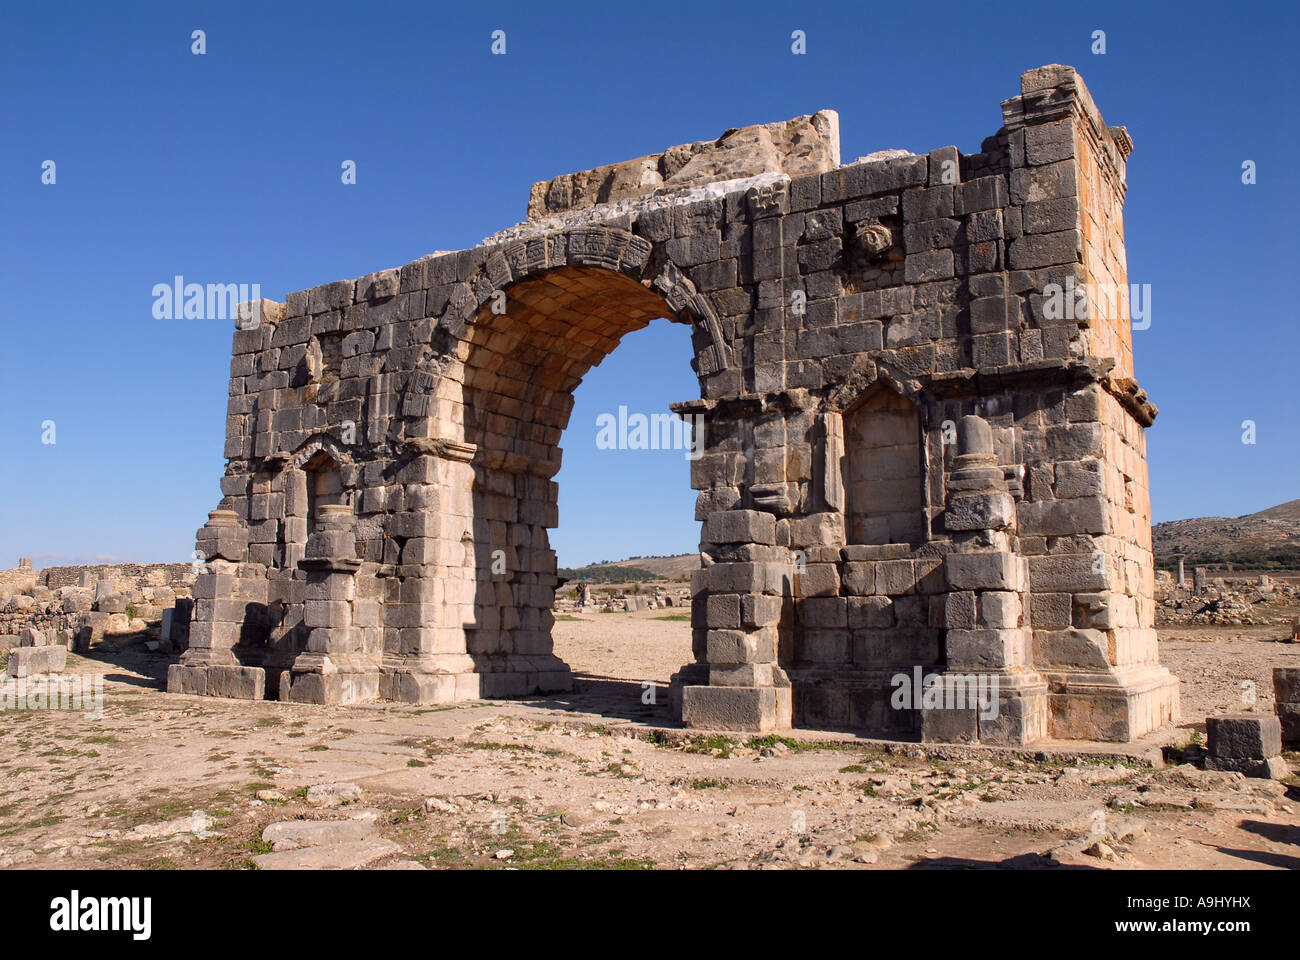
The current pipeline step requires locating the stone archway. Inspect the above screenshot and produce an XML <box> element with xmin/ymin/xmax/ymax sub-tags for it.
<box><xmin>403</xmin><ymin>255</ymin><xmax>716</xmax><ymax>701</ymax></box>
<box><xmin>171</xmin><ymin>66</ymin><xmax>1181</xmax><ymax>745</ymax></box>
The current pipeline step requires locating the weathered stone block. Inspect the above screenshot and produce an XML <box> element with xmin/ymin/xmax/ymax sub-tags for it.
<box><xmin>1206</xmin><ymin>715</ymin><xmax>1282</xmax><ymax>760</ymax></box>
<box><xmin>704</xmin><ymin>509</ymin><xmax>776</xmax><ymax>545</ymax></box>
<box><xmin>978</xmin><ymin>591</ymin><xmax>1022</xmax><ymax>629</ymax></box>
<box><xmin>5</xmin><ymin>645</ymin><xmax>66</xmax><ymax>677</ymax></box>
<box><xmin>945</xmin><ymin>553</ymin><xmax>1023</xmax><ymax>591</ymax></box>
<box><xmin>681</xmin><ymin>685</ymin><xmax>790</xmax><ymax>733</ymax></box>
<box><xmin>946</xmin><ymin>492</ymin><xmax>1015</xmax><ymax>531</ymax></box>
<box><xmin>841</xmin><ymin>561</ymin><xmax>876</xmax><ymax>596</ymax></box>
<box><xmin>798</xmin><ymin>597</ymin><xmax>848</xmax><ymax>628</ymax></box>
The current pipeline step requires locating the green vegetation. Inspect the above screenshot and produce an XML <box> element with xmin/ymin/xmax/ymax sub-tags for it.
<box><xmin>1155</xmin><ymin>545</ymin><xmax>1300</xmax><ymax>572</ymax></box>
<box><xmin>557</xmin><ymin>565</ymin><xmax>661</xmax><ymax>582</ymax></box>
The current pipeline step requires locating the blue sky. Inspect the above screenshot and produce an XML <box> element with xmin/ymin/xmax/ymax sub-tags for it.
<box><xmin>1</xmin><ymin>0</ymin><xmax>1296</xmax><ymax>568</ymax></box>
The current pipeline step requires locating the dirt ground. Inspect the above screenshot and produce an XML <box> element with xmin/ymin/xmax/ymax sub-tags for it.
<box><xmin>1</xmin><ymin>609</ymin><xmax>1297</xmax><ymax>871</ymax></box>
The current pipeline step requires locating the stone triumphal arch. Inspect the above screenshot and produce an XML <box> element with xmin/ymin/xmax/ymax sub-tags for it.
<box><xmin>169</xmin><ymin>65</ymin><xmax>1180</xmax><ymax>745</ymax></box>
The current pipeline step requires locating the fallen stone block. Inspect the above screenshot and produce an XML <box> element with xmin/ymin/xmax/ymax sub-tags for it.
<box><xmin>250</xmin><ymin>838</ymin><xmax>399</xmax><ymax>870</ymax></box>
<box><xmin>1206</xmin><ymin>715</ymin><xmax>1282</xmax><ymax>760</ymax></box>
<box><xmin>1274</xmin><ymin>669</ymin><xmax>1300</xmax><ymax>744</ymax></box>
<box><xmin>1203</xmin><ymin>755</ymin><xmax>1289</xmax><ymax>780</ymax></box>
<box><xmin>306</xmin><ymin>782</ymin><xmax>363</xmax><ymax>807</ymax></box>
<box><xmin>5</xmin><ymin>644</ymin><xmax>68</xmax><ymax>678</ymax></box>
<box><xmin>1275</xmin><ymin>667</ymin><xmax>1300</xmax><ymax>703</ymax></box>
<box><xmin>1204</xmin><ymin>715</ymin><xmax>1287</xmax><ymax>779</ymax></box>
<box><xmin>18</xmin><ymin>626</ymin><xmax>46</xmax><ymax>647</ymax></box>
<box><xmin>1276</xmin><ymin>702</ymin><xmax>1300</xmax><ymax>745</ymax></box>
<box><xmin>262</xmin><ymin>819</ymin><xmax>373</xmax><ymax>851</ymax></box>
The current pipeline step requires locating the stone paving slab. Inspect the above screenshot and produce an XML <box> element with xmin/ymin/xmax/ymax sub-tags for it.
<box><xmin>251</xmin><ymin>837</ymin><xmax>399</xmax><ymax>870</ymax></box>
<box><xmin>262</xmin><ymin>818</ymin><xmax>374</xmax><ymax>851</ymax></box>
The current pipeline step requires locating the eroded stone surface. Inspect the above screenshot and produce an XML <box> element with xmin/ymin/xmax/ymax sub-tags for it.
<box><xmin>526</xmin><ymin>111</ymin><xmax>840</xmax><ymax>220</ymax></box>
<box><xmin>251</xmin><ymin>838</ymin><xmax>399</xmax><ymax>870</ymax></box>
<box><xmin>262</xmin><ymin>818</ymin><xmax>373</xmax><ymax>851</ymax></box>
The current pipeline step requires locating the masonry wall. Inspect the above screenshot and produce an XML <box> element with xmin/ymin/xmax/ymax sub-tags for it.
<box><xmin>172</xmin><ymin>65</ymin><xmax>1178</xmax><ymax>744</ymax></box>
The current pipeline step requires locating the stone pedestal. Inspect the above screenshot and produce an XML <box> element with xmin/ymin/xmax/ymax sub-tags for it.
<box><xmin>167</xmin><ymin>510</ymin><xmax>261</xmax><ymax>699</ymax></box>
<box><xmin>678</xmin><ymin>510</ymin><xmax>793</xmax><ymax>733</ymax></box>
<box><xmin>287</xmin><ymin>505</ymin><xmax>376</xmax><ymax>704</ymax></box>
<box><xmin>926</xmin><ymin>416</ymin><xmax>1048</xmax><ymax>745</ymax></box>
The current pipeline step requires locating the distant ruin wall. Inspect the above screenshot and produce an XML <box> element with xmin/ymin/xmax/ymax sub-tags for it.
<box><xmin>36</xmin><ymin>563</ymin><xmax>195</xmax><ymax>590</ymax></box>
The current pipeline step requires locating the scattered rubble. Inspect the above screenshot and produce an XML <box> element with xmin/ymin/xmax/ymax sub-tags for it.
<box><xmin>0</xmin><ymin>559</ymin><xmax>195</xmax><ymax>658</ymax></box>
<box><xmin>1155</xmin><ymin>569</ymin><xmax>1298</xmax><ymax>629</ymax></box>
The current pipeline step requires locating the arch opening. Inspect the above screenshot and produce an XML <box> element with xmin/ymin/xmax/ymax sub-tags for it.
<box><xmin>450</xmin><ymin>265</ymin><xmax>702</xmax><ymax>698</ymax></box>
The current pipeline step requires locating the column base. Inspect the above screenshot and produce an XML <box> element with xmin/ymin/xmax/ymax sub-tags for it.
<box><xmin>681</xmin><ymin>684</ymin><xmax>792</xmax><ymax>733</ymax></box>
<box><xmin>166</xmin><ymin>663</ymin><xmax>265</xmax><ymax>700</ymax></box>
<box><xmin>286</xmin><ymin>652</ymin><xmax>381</xmax><ymax>705</ymax></box>
<box><xmin>1044</xmin><ymin>665</ymin><xmax>1181</xmax><ymax>742</ymax></box>
<box><xmin>920</xmin><ymin>672</ymin><xmax>1049</xmax><ymax>746</ymax></box>
<box><xmin>476</xmin><ymin>655</ymin><xmax>574</xmax><ymax>699</ymax></box>
<box><xmin>668</xmin><ymin>662</ymin><xmax>710</xmax><ymax>721</ymax></box>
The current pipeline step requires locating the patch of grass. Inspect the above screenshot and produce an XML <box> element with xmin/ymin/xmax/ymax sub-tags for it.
<box><xmin>652</xmin><ymin>612</ymin><xmax>691</xmax><ymax>621</ymax></box>
<box><xmin>421</xmin><ymin>838</ymin><xmax>468</xmax><ymax>867</ymax></box>
<box><xmin>898</xmin><ymin>821</ymin><xmax>940</xmax><ymax>842</ymax></box>
<box><xmin>510</xmin><ymin>838</ymin><xmax>653</xmax><ymax>871</ymax></box>
<box><xmin>25</xmin><ymin>813</ymin><xmax>67</xmax><ymax>830</ymax></box>
<box><xmin>678</xmin><ymin>734</ymin><xmax>737</xmax><ymax>758</ymax></box>
<box><xmin>407</xmin><ymin>759</ymin><xmax>426</xmax><ymax>767</ymax></box>
<box><xmin>308</xmin><ymin>745</ymin><xmax>329</xmax><ymax>752</ymax></box>
<box><xmin>746</xmin><ymin>734</ymin><xmax>868</xmax><ymax>755</ymax></box>
<box><xmin>596</xmin><ymin>762</ymin><xmax>637</xmax><ymax>779</ymax></box>
<box><xmin>690</xmin><ymin>778</ymin><xmax>726</xmax><ymax>790</ymax></box>
<box><xmin>1078</xmin><ymin>755</ymin><xmax>1140</xmax><ymax>769</ymax></box>
<box><xmin>465</xmin><ymin>741</ymin><xmax>533</xmax><ymax>753</ymax></box>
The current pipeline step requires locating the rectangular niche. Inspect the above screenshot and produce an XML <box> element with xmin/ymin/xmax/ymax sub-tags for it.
<box><xmin>841</xmin><ymin>386</ymin><xmax>926</xmax><ymax>546</ymax></box>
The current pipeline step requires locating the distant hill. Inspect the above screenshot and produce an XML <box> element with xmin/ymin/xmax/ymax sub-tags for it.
<box><xmin>1153</xmin><ymin>499</ymin><xmax>1300</xmax><ymax>571</ymax></box>
<box><xmin>558</xmin><ymin>554</ymin><xmax>698</xmax><ymax>582</ymax></box>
